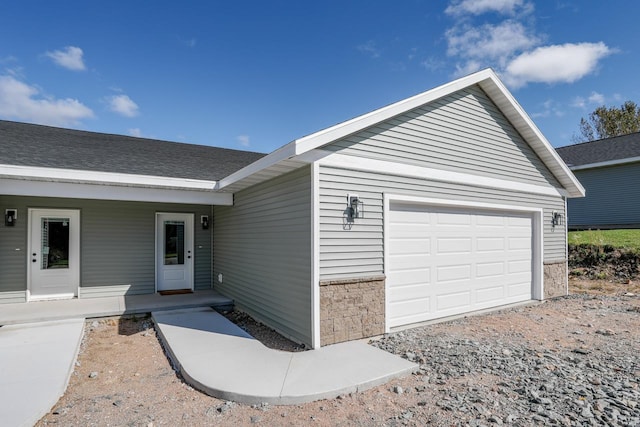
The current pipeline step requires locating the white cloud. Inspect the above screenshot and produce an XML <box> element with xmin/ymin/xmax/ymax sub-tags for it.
<box><xmin>572</xmin><ymin>91</ymin><xmax>608</xmax><ymax>109</ymax></box>
<box><xmin>45</xmin><ymin>46</ymin><xmax>86</xmax><ymax>71</ymax></box>
<box><xmin>531</xmin><ymin>99</ymin><xmax>564</xmax><ymax>118</ymax></box>
<box><xmin>446</xmin><ymin>20</ymin><xmax>540</xmax><ymax>70</ymax></box>
<box><xmin>588</xmin><ymin>91</ymin><xmax>605</xmax><ymax>105</ymax></box>
<box><xmin>129</xmin><ymin>128</ymin><xmax>143</xmax><ymax>137</ymax></box>
<box><xmin>445</xmin><ymin>0</ymin><xmax>530</xmax><ymax>17</ymax></box>
<box><xmin>357</xmin><ymin>40</ymin><xmax>381</xmax><ymax>59</ymax></box>
<box><xmin>106</xmin><ymin>94</ymin><xmax>139</xmax><ymax>117</ymax></box>
<box><xmin>236</xmin><ymin>135</ymin><xmax>250</xmax><ymax>147</ymax></box>
<box><xmin>503</xmin><ymin>42</ymin><xmax>613</xmax><ymax>88</ymax></box>
<box><xmin>0</xmin><ymin>75</ymin><xmax>93</xmax><ymax>126</ymax></box>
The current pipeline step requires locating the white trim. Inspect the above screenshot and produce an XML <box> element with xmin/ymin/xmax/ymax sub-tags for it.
<box><xmin>382</xmin><ymin>195</ymin><xmax>391</xmax><ymax>333</ymax></box>
<box><xmin>218</xmin><ymin>143</ymin><xmax>297</xmax><ymax>189</ymax></box>
<box><xmin>2</xmin><ymin>178</ymin><xmax>233</xmax><ymax>205</ymax></box>
<box><xmin>217</xmin><ymin>68</ymin><xmax>584</xmax><ymax>198</ymax></box>
<box><xmin>0</xmin><ymin>164</ymin><xmax>218</xmax><ymax>190</ymax></box>
<box><xmin>569</xmin><ymin>156</ymin><xmax>640</xmax><ymax>171</ymax></box>
<box><xmin>155</xmin><ymin>212</ymin><xmax>195</xmax><ymax>292</ymax></box>
<box><xmin>382</xmin><ymin>194</ymin><xmax>544</xmax><ymax>333</ymax></box>
<box><xmin>320</xmin><ymin>153</ymin><xmax>565</xmax><ymax>198</ymax></box>
<box><xmin>311</xmin><ymin>163</ymin><xmax>321</xmax><ymax>349</ymax></box>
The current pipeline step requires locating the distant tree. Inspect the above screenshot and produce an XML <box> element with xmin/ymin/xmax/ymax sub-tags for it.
<box><xmin>573</xmin><ymin>101</ymin><xmax>640</xmax><ymax>143</ymax></box>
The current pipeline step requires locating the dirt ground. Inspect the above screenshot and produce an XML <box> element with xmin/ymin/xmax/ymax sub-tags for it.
<box><xmin>36</xmin><ymin>279</ymin><xmax>639</xmax><ymax>427</ymax></box>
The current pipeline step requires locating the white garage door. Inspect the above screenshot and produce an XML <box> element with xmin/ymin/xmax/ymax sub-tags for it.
<box><xmin>387</xmin><ymin>202</ymin><xmax>533</xmax><ymax>328</ymax></box>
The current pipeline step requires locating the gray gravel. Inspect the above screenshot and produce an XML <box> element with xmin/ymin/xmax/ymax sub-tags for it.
<box><xmin>371</xmin><ymin>295</ymin><xmax>640</xmax><ymax>426</ymax></box>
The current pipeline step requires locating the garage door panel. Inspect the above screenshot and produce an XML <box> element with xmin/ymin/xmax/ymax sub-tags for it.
<box><xmin>476</xmin><ymin>285</ymin><xmax>505</xmax><ymax>303</ymax></box>
<box><xmin>476</xmin><ymin>215</ymin><xmax>505</xmax><ymax>226</ymax></box>
<box><xmin>477</xmin><ymin>237</ymin><xmax>505</xmax><ymax>252</ymax></box>
<box><xmin>388</xmin><ymin>238</ymin><xmax>430</xmax><ymax>255</ymax></box>
<box><xmin>436</xmin><ymin>212</ymin><xmax>471</xmax><ymax>225</ymax></box>
<box><xmin>389</xmin><ymin>254</ymin><xmax>430</xmax><ymax>269</ymax></box>
<box><xmin>388</xmin><ymin>281</ymin><xmax>431</xmax><ymax>301</ymax></box>
<box><xmin>391</xmin><ymin>298</ymin><xmax>431</xmax><ymax>322</ymax></box>
<box><xmin>388</xmin><ymin>204</ymin><xmax>533</xmax><ymax>328</ymax></box>
<box><xmin>508</xmin><ymin>281</ymin><xmax>531</xmax><ymax>297</ymax></box>
<box><xmin>508</xmin><ymin>259</ymin><xmax>531</xmax><ymax>273</ymax></box>
<box><xmin>436</xmin><ymin>237</ymin><xmax>472</xmax><ymax>254</ymax></box>
<box><xmin>508</xmin><ymin>216</ymin><xmax>531</xmax><ymax>227</ymax></box>
<box><xmin>436</xmin><ymin>264</ymin><xmax>471</xmax><ymax>283</ymax></box>
<box><xmin>508</xmin><ymin>237</ymin><xmax>531</xmax><ymax>250</ymax></box>
<box><xmin>476</xmin><ymin>261</ymin><xmax>505</xmax><ymax>277</ymax></box>
<box><xmin>436</xmin><ymin>290</ymin><xmax>471</xmax><ymax>311</ymax></box>
<box><xmin>388</xmin><ymin>269</ymin><xmax>430</xmax><ymax>288</ymax></box>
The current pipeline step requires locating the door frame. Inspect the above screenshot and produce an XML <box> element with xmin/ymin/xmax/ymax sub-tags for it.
<box><xmin>383</xmin><ymin>194</ymin><xmax>543</xmax><ymax>333</ymax></box>
<box><xmin>27</xmin><ymin>208</ymin><xmax>81</xmax><ymax>301</ymax></box>
<box><xmin>155</xmin><ymin>212</ymin><xmax>195</xmax><ymax>292</ymax></box>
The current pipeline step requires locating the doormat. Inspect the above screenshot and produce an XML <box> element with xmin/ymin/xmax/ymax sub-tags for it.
<box><xmin>158</xmin><ymin>289</ymin><xmax>193</xmax><ymax>296</ymax></box>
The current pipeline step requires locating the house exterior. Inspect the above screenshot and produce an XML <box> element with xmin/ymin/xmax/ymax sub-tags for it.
<box><xmin>1</xmin><ymin>69</ymin><xmax>584</xmax><ymax>349</ymax></box>
<box><xmin>556</xmin><ymin>132</ymin><xmax>640</xmax><ymax>229</ymax></box>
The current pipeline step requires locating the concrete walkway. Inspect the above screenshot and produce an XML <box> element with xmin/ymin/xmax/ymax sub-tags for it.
<box><xmin>153</xmin><ymin>307</ymin><xmax>418</xmax><ymax>405</ymax></box>
<box><xmin>0</xmin><ymin>319</ymin><xmax>85</xmax><ymax>427</ymax></box>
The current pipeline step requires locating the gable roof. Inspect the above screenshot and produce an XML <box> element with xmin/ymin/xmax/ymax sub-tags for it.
<box><xmin>219</xmin><ymin>68</ymin><xmax>585</xmax><ymax>198</ymax></box>
<box><xmin>556</xmin><ymin>132</ymin><xmax>640</xmax><ymax>170</ymax></box>
<box><xmin>0</xmin><ymin>120</ymin><xmax>265</xmax><ymax>182</ymax></box>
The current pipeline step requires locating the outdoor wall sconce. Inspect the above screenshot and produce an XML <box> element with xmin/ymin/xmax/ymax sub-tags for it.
<box><xmin>5</xmin><ymin>209</ymin><xmax>17</xmax><ymax>226</ymax></box>
<box><xmin>551</xmin><ymin>211</ymin><xmax>563</xmax><ymax>228</ymax></box>
<box><xmin>347</xmin><ymin>194</ymin><xmax>360</xmax><ymax>221</ymax></box>
<box><xmin>201</xmin><ymin>215</ymin><xmax>209</xmax><ymax>229</ymax></box>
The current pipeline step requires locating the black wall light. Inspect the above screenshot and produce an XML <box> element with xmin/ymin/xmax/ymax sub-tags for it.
<box><xmin>5</xmin><ymin>209</ymin><xmax>17</xmax><ymax>226</ymax></box>
<box><xmin>201</xmin><ymin>215</ymin><xmax>209</xmax><ymax>229</ymax></box>
<box><xmin>347</xmin><ymin>194</ymin><xmax>360</xmax><ymax>221</ymax></box>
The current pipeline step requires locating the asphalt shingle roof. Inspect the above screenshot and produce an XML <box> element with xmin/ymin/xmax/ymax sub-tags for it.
<box><xmin>0</xmin><ymin>120</ymin><xmax>266</xmax><ymax>181</ymax></box>
<box><xmin>556</xmin><ymin>132</ymin><xmax>640</xmax><ymax>167</ymax></box>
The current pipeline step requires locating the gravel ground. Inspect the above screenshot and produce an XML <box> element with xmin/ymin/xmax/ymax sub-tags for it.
<box><xmin>36</xmin><ymin>281</ymin><xmax>639</xmax><ymax>426</ymax></box>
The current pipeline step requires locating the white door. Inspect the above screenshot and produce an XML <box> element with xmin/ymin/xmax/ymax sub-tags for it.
<box><xmin>29</xmin><ymin>209</ymin><xmax>80</xmax><ymax>300</ymax></box>
<box><xmin>156</xmin><ymin>213</ymin><xmax>194</xmax><ymax>291</ymax></box>
<box><xmin>387</xmin><ymin>203</ymin><xmax>532</xmax><ymax>328</ymax></box>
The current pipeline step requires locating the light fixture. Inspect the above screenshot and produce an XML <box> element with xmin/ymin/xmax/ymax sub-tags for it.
<box><xmin>347</xmin><ymin>194</ymin><xmax>360</xmax><ymax>221</ymax></box>
<box><xmin>551</xmin><ymin>211</ymin><xmax>563</xmax><ymax>228</ymax></box>
<box><xmin>5</xmin><ymin>209</ymin><xmax>17</xmax><ymax>226</ymax></box>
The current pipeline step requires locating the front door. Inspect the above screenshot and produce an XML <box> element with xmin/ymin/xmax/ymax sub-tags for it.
<box><xmin>29</xmin><ymin>209</ymin><xmax>80</xmax><ymax>300</ymax></box>
<box><xmin>156</xmin><ymin>213</ymin><xmax>194</xmax><ymax>291</ymax></box>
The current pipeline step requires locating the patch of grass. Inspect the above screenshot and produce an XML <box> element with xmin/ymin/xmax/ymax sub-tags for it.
<box><xmin>568</xmin><ymin>229</ymin><xmax>640</xmax><ymax>251</ymax></box>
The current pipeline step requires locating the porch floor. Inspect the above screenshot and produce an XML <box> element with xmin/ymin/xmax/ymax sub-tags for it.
<box><xmin>0</xmin><ymin>289</ymin><xmax>233</xmax><ymax>326</ymax></box>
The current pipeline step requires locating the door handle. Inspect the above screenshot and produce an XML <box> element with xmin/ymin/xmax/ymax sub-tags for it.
<box><xmin>32</xmin><ymin>253</ymin><xmax>37</xmax><ymax>262</ymax></box>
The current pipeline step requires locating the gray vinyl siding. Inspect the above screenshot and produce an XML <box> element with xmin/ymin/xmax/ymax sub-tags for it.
<box><xmin>323</xmin><ymin>85</ymin><xmax>560</xmax><ymax>188</ymax></box>
<box><xmin>319</xmin><ymin>166</ymin><xmax>566</xmax><ymax>281</ymax></box>
<box><xmin>0</xmin><ymin>196</ymin><xmax>212</xmax><ymax>298</ymax></box>
<box><xmin>213</xmin><ymin>167</ymin><xmax>312</xmax><ymax>346</ymax></box>
<box><xmin>568</xmin><ymin>163</ymin><xmax>640</xmax><ymax>228</ymax></box>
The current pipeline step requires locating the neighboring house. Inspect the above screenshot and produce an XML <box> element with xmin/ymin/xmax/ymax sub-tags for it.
<box><xmin>556</xmin><ymin>132</ymin><xmax>640</xmax><ymax>229</ymax></box>
<box><xmin>1</xmin><ymin>69</ymin><xmax>584</xmax><ymax>349</ymax></box>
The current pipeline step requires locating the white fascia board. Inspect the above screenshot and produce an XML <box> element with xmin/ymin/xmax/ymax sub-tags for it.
<box><xmin>319</xmin><ymin>153</ymin><xmax>565</xmax><ymax>198</ymax></box>
<box><xmin>477</xmin><ymin>77</ymin><xmax>585</xmax><ymax>198</ymax></box>
<box><xmin>0</xmin><ymin>164</ymin><xmax>218</xmax><ymax>190</ymax></box>
<box><xmin>569</xmin><ymin>156</ymin><xmax>640</xmax><ymax>171</ymax></box>
<box><xmin>217</xmin><ymin>143</ymin><xmax>297</xmax><ymax>190</ymax></box>
<box><xmin>2</xmin><ymin>178</ymin><xmax>233</xmax><ymax>205</ymax></box>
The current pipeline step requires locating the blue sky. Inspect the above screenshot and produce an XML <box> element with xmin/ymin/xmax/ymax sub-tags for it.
<box><xmin>0</xmin><ymin>1</ymin><xmax>637</xmax><ymax>152</ymax></box>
